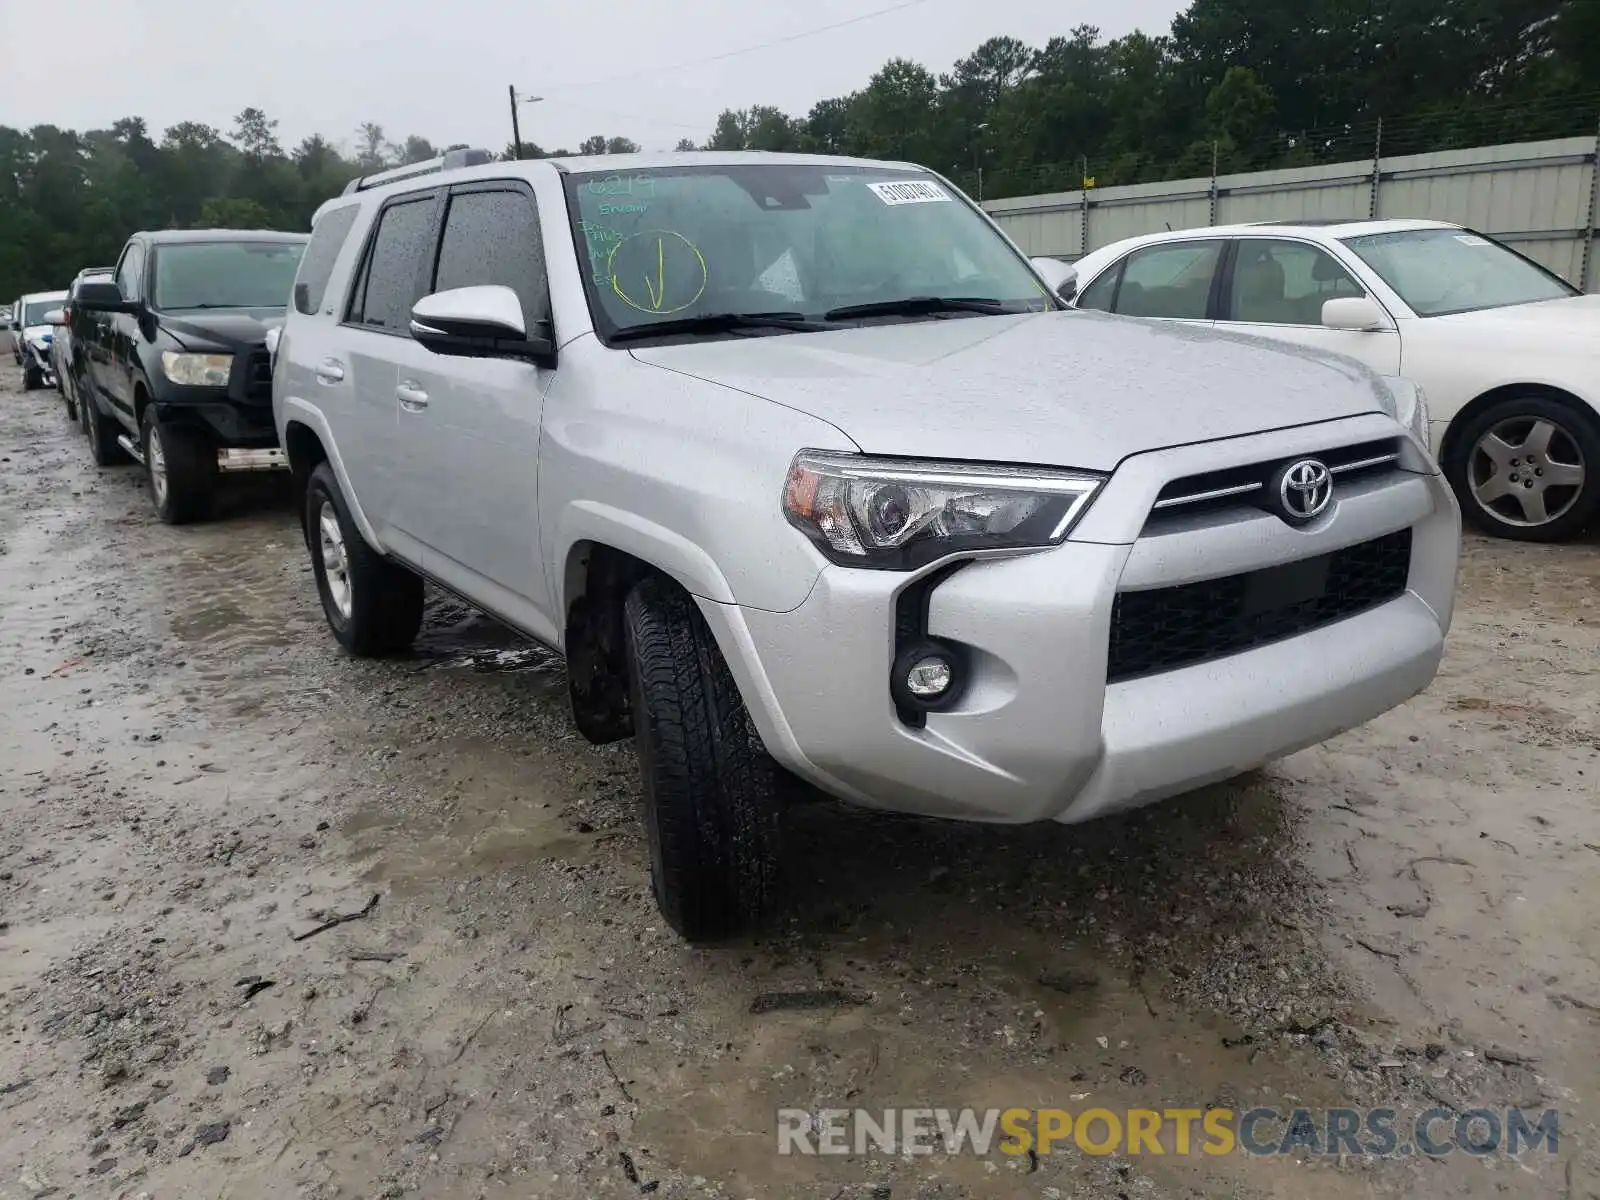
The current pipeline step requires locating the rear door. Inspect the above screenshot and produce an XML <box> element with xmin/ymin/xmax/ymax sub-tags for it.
<box><xmin>396</xmin><ymin>180</ymin><xmax>558</xmax><ymax>630</ymax></box>
<box><xmin>1215</xmin><ymin>237</ymin><xmax>1402</xmax><ymax>376</ymax></box>
<box><xmin>335</xmin><ymin>188</ymin><xmax>443</xmax><ymax>564</ymax></box>
<box><xmin>1073</xmin><ymin>238</ymin><xmax>1225</xmax><ymax>329</ymax></box>
<box><xmin>104</xmin><ymin>241</ymin><xmax>146</xmax><ymax>425</ymax></box>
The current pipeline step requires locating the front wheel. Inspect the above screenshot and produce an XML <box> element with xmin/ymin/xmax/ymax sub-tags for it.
<box><xmin>306</xmin><ymin>462</ymin><xmax>423</xmax><ymax>656</ymax></box>
<box><xmin>623</xmin><ymin>575</ymin><xmax>780</xmax><ymax>941</ymax></box>
<box><xmin>142</xmin><ymin>408</ymin><xmax>216</xmax><ymax>525</ymax></box>
<box><xmin>84</xmin><ymin>390</ymin><xmax>130</xmax><ymax>466</ymax></box>
<box><xmin>1446</xmin><ymin>395</ymin><xmax>1600</xmax><ymax>542</ymax></box>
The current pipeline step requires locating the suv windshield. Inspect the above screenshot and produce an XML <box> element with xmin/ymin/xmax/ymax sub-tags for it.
<box><xmin>1340</xmin><ymin>227</ymin><xmax>1577</xmax><ymax>317</ymax></box>
<box><xmin>563</xmin><ymin>163</ymin><xmax>1051</xmax><ymax>339</ymax></box>
<box><xmin>151</xmin><ymin>241</ymin><xmax>307</xmax><ymax>311</ymax></box>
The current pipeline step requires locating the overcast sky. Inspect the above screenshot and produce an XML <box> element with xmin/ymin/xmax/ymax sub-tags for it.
<box><xmin>1</xmin><ymin>0</ymin><xmax>1184</xmax><ymax>156</ymax></box>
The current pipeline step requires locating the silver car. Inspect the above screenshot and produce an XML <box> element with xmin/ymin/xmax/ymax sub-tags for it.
<box><xmin>274</xmin><ymin>149</ymin><xmax>1460</xmax><ymax>941</ymax></box>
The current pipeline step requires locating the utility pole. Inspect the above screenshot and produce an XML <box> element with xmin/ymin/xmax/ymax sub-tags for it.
<box><xmin>509</xmin><ymin>85</ymin><xmax>523</xmax><ymax>160</ymax></box>
<box><xmin>973</xmin><ymin>122</ymin><xmax>989</xmax><ymax>202</ymax></box>
<box><xmin>508</xmin><ymin>88</ymin><xmax>543</xmax><ymax>160</ymax></box>
<box><xmin>1368</xmin><ymin>117</ymin><xmax>1384</xmax><ymax>221</ymax></box>
<box><xmin>1583</xmin><ymin>109</ymin><xmax>1600</xmax><ymax>293</ymax></box>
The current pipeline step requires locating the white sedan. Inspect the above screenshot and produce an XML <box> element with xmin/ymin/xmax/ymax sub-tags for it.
<box><xmin>1068</xmin><ymin>219</ymin><xmax>1599</xmax><ymax>541</ymax></box>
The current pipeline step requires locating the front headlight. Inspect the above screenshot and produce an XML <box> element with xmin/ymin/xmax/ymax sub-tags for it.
<box><xmin>782</xmin><ymin>451</ymin><xmax>1104</xmax><ymax>570</ymax></box>
<box><xmin>161</xmin><ymin>351</ymin><xmax>233</xmax><ymax>387</ymax></box>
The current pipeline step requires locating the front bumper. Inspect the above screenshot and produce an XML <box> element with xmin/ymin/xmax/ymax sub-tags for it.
<box><xmin>707</xmin><ymin>415</ymin><xmax>1460</xmax><ymax>825</ymax></box>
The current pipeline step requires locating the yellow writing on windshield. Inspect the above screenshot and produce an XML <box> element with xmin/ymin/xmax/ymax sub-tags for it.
<box><xmin>608</xmin><ymin>230</ymin><xmax>708</xmax><ymax>315</ymax></box>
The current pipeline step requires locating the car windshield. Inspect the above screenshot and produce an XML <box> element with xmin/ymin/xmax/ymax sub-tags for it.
<box><xmin>22</xmin><ymin>299</ymin><xmax>62</xmax><ymax>325</ymax></box>
<box><xmin>562</xmin><ymin>162</ymin><xmax>1051</xmax><ymax>338</ymax></box>
<box><xmin>151</xmin><ymin>241</ymin><xmax>307</xmax><ymax>311</ymax></box>
<box><xmin>1340</xmin><ymin>227</ymin><xmax>1577</xmax><ymax>317</ymax></box>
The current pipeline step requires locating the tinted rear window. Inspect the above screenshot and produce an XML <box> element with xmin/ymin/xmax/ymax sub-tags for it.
<box><xmin>348</xmin><ymin>196</ymin><xmax>436</xmax><ymax>330</ymax></box>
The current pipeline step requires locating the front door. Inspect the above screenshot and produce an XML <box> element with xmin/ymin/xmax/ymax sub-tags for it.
<box><xmin>396</xmin><ymin>182</ymin><xmax>557</xmax><ymax>636</ymax></box>
<box><xmin>1217</xmin><ymin>238</ymin><xmax>1403</xmax><ymax>377</ymax></box>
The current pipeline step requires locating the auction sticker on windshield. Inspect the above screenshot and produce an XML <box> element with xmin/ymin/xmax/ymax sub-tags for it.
<box><xmin>868</xmin><ymin>180</ymin><xmax>952</xmax><ymax>205</ymax></box>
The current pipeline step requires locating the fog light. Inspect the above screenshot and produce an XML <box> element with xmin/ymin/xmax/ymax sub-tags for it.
<box><xmin>890</xmin><ymin>639</ymin><xmax>966</xmax><ymax>716</ymax></box>
<box><xmin>905</xmin><ymin>655</ymin><xmax>953</xmax><ymax>698</ymax></box>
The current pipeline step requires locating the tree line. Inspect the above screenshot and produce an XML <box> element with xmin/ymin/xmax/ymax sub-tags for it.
<box><xmin>4</xmin><ymin>0</ymin><xmax>1596</xmax><ymax>299</ymax></box>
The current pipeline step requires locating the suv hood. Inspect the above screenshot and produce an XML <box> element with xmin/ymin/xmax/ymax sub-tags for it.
<box><xmin>157</xmin><ymin>308</ymin><xmax>286</xmax><ymax>353</ymax></box>
<box><xmin>629</xmin><ymin>311</ymin><xmax>1390</xmax><ymax>471</ymax></box>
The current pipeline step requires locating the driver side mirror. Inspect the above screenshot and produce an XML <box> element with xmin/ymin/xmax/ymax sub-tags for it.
<box><xmin>410</xmin><ymin>285</ymin><xmax>557</xmax><ymax>369</ymax></box>
<box><xmin>43</xmin><ymin>309</ymin><xmax>66</xmax><ymax>327</ymax></box>
<box><xmin>1321</xmin><ymin>296</ymin><xmax>1387</xmax><ymax>332</ymax></box>
<box><xmin>1030</xmin><ymin>257</ymin><xmax>1078</xmax><ymax>303</ymax></box>
<box><xmin>76</xmin><ymin>280</ymin><xmax>139</xmax><ymax>314</ymax></box>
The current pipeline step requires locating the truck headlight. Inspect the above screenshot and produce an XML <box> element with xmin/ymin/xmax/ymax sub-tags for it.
<box><xmin>783</xmin><ymin>451</ymin><xmax>1104</xmax><ymax>570</ymax></box>
<box><xmin>161</xmin><ymin>352</ymin><xmax>233</xmax><ymax>387</ymax></box>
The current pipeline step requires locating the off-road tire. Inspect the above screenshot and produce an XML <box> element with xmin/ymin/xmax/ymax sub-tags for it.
<box><xmin>623</xmin><ymin>575</ymin><xmax>780</xmax><ymax>941</ymax></box>
<box><xmin>84</xmin><ymin>389</ymin><xmax>130</xmax><ymax>466</ymax></box>
<box><xmin>61</xmin><ymin>371</ymin><xmax>77</xmax><ymax>422</ymax></box>
<box><xmin>1445</xmin><ymin>394</ymin><xmax>1600</xmax><ymax>543</ymax></box>
<box><xmin>22</xmin><ymin>365</ymin><xmax>40</xmax><ymax>391</ymax></box>
<box><xmin>306</xmin><ymin>461</ymin><xmax>423</xmax><ymax>656</ymax></box>
<box><xmin>143</xmin><ymin>408</ymin><xmax>216</xmax><ymax>525</ymax></box>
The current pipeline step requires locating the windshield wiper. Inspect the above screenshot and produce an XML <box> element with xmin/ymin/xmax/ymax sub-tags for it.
<box><xmin>823</xmin><ymin>296</ymin><xmax>1022</xmax><ymax>321</ymax></box>
<box><xmin>609</xmin><ymin>311</ymin><xmax>829</xmax><ymax>342</ymax></box>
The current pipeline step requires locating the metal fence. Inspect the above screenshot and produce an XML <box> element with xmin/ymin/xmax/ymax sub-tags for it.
<box><xmin>982</xmin><ymin>135</ymin><xmax>1600</xmax><ymax>291</ymax></box>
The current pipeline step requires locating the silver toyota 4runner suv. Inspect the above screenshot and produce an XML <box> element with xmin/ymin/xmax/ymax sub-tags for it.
<box><xmin>274</xmin><ymin>148</ymin><xmax>1460</xmax><ymax>941</ymax></box>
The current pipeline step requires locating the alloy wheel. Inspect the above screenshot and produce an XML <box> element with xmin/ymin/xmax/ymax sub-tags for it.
<box><xmin>318</xmin><ymin>500</ymin><xmax>353</xmax><ymax>620</ymax></box>
<box><xmin>1467</xmin><ymin>416</ymin><xmax>1586</xmax><ymax>529</ymax></box>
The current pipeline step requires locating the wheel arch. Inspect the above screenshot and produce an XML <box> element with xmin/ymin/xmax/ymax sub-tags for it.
<box><xmin>275</xmin><ymin>400</ymin><xmax>384</xmax><ymax>553</ymax></box>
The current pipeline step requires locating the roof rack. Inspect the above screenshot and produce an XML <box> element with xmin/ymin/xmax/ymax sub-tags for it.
<box><xmin>342</xmin><ymin>147</ymin><xmax>495</xmax><ymax>195</ymax></box>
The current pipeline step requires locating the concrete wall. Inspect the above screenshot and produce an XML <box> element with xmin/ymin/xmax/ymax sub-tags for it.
<box><xmin>984</xmin><ymin>136</ymin><xmax>1600</xmax><ymax>291</ymax></box>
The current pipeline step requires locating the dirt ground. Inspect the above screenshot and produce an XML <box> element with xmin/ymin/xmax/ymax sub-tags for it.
<box><xmin>1</xmin><ymin>372</ymin><xmax>1597</xmax><ymax>1200</ymax></box>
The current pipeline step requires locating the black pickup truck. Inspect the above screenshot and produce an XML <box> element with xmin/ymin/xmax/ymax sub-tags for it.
<box><xmin>76</xmin><ymin>228</ymin><xmax>308</xmax><ymax>524</ymax></box>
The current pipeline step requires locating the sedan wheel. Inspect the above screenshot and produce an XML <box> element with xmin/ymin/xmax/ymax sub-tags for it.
<box><xmin>1468</xmin><ymin>416</ymin><xmax>1585</xmax><ymax>529</ymax></box>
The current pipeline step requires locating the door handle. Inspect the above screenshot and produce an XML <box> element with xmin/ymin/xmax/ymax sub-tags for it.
<box><xmin>396</xmin><ymin>381</ymin><xmax>429</xmax><ymax>411</ymax></box>
<box><xmin>315</xmin><ymin>358</ymin><xmax>345</xmax><ymax>384</ymax></box>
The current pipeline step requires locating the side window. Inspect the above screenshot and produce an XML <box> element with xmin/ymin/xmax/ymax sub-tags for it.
<box><xmin>116</xmin><ymin>244</ymin><xmax>144</xmax><ymax>303</ymax></box>
<box><xmin>1113</xmin><ymin>241</ymin><xmax>1222</xmax><ymax>319</ymax></box>
<box><xmin>1227</xmin><ymin>239</ymin><xmax>1367</xmax><ymax>325</ymax></box>
<box><xmin>432</xmin><ymin>188</ymin><xmax>547</xmax><ymax>330</ymax></box>
<box><xmin>294</xmin><ymin>205</ymin><xmax>360</xmax><ymax>316</ymax></box>
<box><xmin>1075</xmin><ymin>263</ymin><xmax>1121</xmax><ymax>311</ymax></box>
<box><xmin>346</xmin><ymin>196</ymin><xmax>436</xmax><ymax>331</ymax></box>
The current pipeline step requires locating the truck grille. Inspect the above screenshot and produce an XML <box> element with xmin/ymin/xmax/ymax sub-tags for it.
<box><xmin>1146</xmin><ymin>438</ymin><xmax>1403</xmax><ymax>526</ymax></box>
<box><xmin>1107</xmin><ymin>529</ymin><xmax>1412</xmax><ymax>683</ymax></box>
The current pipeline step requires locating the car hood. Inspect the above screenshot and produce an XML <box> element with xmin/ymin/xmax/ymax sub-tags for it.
<box><xmin>1429</xmin><ymin>293</ymin><xmax>1600</xmax><ymax>343</ymax></box>
<box><xmin>156</xmin><ymin>308</ymin><xmax>286</xmax><ymax>353</ymax></box>
<box><xmin>628</xmin><ymin>311</ymin><xmax>1390</xmax><ymax>470</ymax></box>
<box><xmin>22</xmin><ymin>324</ymin><xmax>53</xmax><ymax>344</ymax></box>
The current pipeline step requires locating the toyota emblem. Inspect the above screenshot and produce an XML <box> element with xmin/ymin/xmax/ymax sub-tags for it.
<box><xmin>1273</xmin><ymin>458</ymin><xmax>1334</xmax><ymax>523</ymax></box>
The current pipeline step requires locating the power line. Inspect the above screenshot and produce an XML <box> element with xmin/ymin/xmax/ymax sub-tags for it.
<box><xmin>541</xmin><ymin>0</ymin><xmax>947</xmax><ymax>93</ymax></box>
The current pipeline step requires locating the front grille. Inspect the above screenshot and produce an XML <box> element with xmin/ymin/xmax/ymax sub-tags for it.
<box><xmin>1107</xmin><ymin>529</ymin><xmax>1412</xmax><ymax>683</ymax></box>
<box><xmin>1149</xmin><ymin>438</ymin><xmax>1402</xmax><ymax>522</ymax></box>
